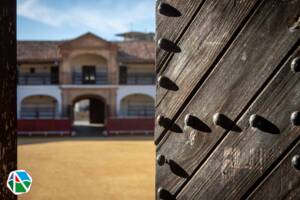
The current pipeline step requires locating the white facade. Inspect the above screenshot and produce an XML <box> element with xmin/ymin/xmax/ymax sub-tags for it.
<box><xmin>116</xmin><ymin>85</ymin><xmax>155</xmax><ymax>116</ymax></box>
<box><xmin>18</xmin><ymin>85</ymin><xmax>155</xmax><ymax>118</ymax></box>
<box><xmin>17</xmin><ymin>86</ymin><xmax>62</xmax><ymax>118</ymax></box>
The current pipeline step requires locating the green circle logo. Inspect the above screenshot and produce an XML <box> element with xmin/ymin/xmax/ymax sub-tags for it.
<box><xmin>7</xmin><ymin>170</ymin><xmax>32</xmax><ymax>195</ymax></box>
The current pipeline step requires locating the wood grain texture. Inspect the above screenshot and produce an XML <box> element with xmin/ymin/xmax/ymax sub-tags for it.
<box><xmin>247</xmin><ymin>139</ymin><xmax>300</xmax><ymax>200</ymax></box>
<box><xmin>155</xmin><ymin>0</ymin><xmax>261</xmax><ymax>142</ymax></box>
<box><xmin>177</xmin><ymin>46</ymin><xmax>300</xmax><ymax>200</ymax></box>
<box><xmin>0</xmin><ymin>0</ymin><xmax>17</xmax><ymax>199</ymax></box>
<box><xmin>156</xmin><ymin>0</ymin><xmax>205</xmax><ymax>73</ymax></box>
<box><xmin>156</xmin><ymin>0</ymin><xmax>300</xmax><ymax>197</ymax></box>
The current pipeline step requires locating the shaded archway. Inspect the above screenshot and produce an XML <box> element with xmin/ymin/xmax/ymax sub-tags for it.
<box><xmin>20</xmin><ymin>95</ymin><xmax>58</xmax><ymax>119</ymax></box>
<box><xmin>120</xmin><ymin>94</ymin><xmax>154</xmax><ymax>117</ymax></box>
<box><xmin>73</xmin><ymin>95</ymin><xmax>106</xmax><ymax>126</ymax></box>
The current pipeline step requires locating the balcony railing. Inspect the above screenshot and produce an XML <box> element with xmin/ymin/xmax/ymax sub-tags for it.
<box><xmin>18</xmin><ymin>72</ymin><xmax>155</xmax><ymax>85</ymax></box>
<box><xmin>20</xmin><ymin>107</ymin><xmax>56</xmax><ymax>119</ymax></box>
<box><xmin>72</xmin><ymin>72</ymin><xmax>108</xmax><ymax>85</ymax></box>
<box><xmin>122</xmin><ymin>73</ymin><xmax>156</xmax><ymax>85</ymax></box>
<box><xmin>18</xmin><ymin>73</ymin><xmax>58</xmax><ymax>85</ymax></box>
<box><xmin>126</xmin><ymin>105</ymin><xmax>155</xmax><ymax>117</ymax></box>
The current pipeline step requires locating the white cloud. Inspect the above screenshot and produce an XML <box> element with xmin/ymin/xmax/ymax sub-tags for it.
<box><xmin>17</xmin><ymin>0</ymin><xmax>68</xmax><ymax>27</ymax></box>
<box><xmin>17</xmin><ymin>0</ymin><xmax>154</xmax><ymax>36</ymax></box>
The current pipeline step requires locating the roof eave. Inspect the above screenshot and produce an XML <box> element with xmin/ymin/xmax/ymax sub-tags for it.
<box><xmin>17</xmin><ymin>59</ymin><xmax>61</xmax><ymax>64</ymax></box>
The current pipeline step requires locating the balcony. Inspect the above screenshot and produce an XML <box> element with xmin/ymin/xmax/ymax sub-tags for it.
<box><xmin>126</xmin><ymin>105</ymin><xmax>155</xmax><ymax>117</ymax></box>
<box><xmin>18</xmin><ymin>73</ymin><xmax>58</xmax><ymax>85</ymax></box>
<box><xmin>121</xmin><ymin>73</ymin><xmax>155</xmax><ymax>85</ymax></box>
<box><xmin>20</xmin><ymin>107</ymin><xmax>57</xmax><ymax>119</ymax></box>
<box><xmin>72</xmin><ymin>72</ymin><xmax>108</xmax><ymax>85</ymax></box>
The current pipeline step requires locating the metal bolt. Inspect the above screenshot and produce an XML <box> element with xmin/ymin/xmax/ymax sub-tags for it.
<box><xmin>157</xmin><ymin>187</ymin><xmax>164</xmax><ymax>199</ymax></box>
<box><xmin>158</xmin><ymin>38</ymin><xmax>180</xmax><ymax>53</ymax></box>
<box><xmin>157</xmin><ymin>76</ymin><xmax>179</xmax><ymax>91</ymax></box>
<box><xmin>158</xmin><ymin>38</ymin><xmax>170</xmax><ymax>51</ymax></box>
<box><xmin>291</xmin><ymin>57</ymin><xmax>300</xmax><ymax>73</ymax></box>
<box><xmin>157</xmin><ymin>187</ymin><xmax>172</xmax><ymax>200</ymax></box>
<box><xmin>213</xmin><ymin>113</ymin><xmax>222</xmax><ymax>126</ymax></box>
<box><xmin>184</xmin><ymin>114</ymin><xmax>194</xmax><ymax>127</ymax></box>
<box><xmin>249</xmin><ymin>114</ymin><xmax>261</xmax><ymax>128</ymax></box>
<box><xmin>292</xmin><ymin>155</ymin><xmax>300</xmax><ymax>170</ymax></box>
<box><xmin>157</xmin><ymin>76</ymin><xmax>168</xmax><ymax>87</ymax></box>
<box><xmin>157</xmin><ymin>154</ymin><xmax>166</xmax><ymax>166</ymax></box>
<box><xmin>291</xmin><ymin>111</ymin><xmax>300</xmax><ymax>126</ymax></box>
<box><xmin>157</xmin><ymin>115</ymin><xmax>164</xmax><ymax>126</ymax></box>
<box><xmin>158</xmin><ymin>2</ymin><xmax>181</xmax><ymax>17</ymax></box>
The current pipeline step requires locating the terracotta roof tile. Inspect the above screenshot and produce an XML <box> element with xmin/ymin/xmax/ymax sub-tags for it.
<box><xmin>17</xmin><ymin>41</ymin><xmax>63</xmax><ymax>63</ymax></box>
<box><xmin>17</xmin><ymin>34</ymin><xmax>155</xmax><ymax>63</ymax></box>
<box><xmin>115</xmin><ymin>40</ymin><xmax>155</xmax><ymax>63</ymax></box>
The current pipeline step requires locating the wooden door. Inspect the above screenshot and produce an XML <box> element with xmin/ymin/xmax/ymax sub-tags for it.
<box><xmin>155</xmin><ymin>0</ymin><xmax>300</xmax><ymax>199</ymax></box>
<box><xmin>89</xmin><ymin>98</ymin><xmax>105</xmax><ymax>124</ymax></box>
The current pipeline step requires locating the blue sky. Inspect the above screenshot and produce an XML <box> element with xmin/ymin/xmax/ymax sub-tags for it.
<box><xmin>17</xmin><ymin>0</ymin><xmax>155</xmax><ymax>41</ymax></box>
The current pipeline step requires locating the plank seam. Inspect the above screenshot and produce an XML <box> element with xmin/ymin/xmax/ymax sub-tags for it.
<box><xmin>156</xmin><ymin>0</ymin><xmax>207</xmax><ymax>74</ymax></box>
<box><xmin>174</xmin><ymin>39</ymin><xmax>300</xmax><ymax>198</ymax></box>
<box><xmin>155</xmin><ymin>0</ymin><xmax>263</xmax><ymax>146</ymax></box>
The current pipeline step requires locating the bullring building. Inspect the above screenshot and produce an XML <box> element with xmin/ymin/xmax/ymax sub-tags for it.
<box><xmin>17</xmin><ymin>32</ymin><xmax>155</xmax><ymax>135</ymax></box>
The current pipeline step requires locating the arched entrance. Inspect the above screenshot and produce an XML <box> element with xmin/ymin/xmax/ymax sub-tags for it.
<box><xmin>120</xmin><ymin>94</ymin><xmax>154</xmax><ymax>117</ymax></box>
<box><xmin>73</xmin><ymin>95</ymin><xmax>106</xmax><ymax>126</ymax></box>
<box><xmin>21</xmin><ymin>95</ymin><xmax>58</xmax><ymax>119</ymax></box>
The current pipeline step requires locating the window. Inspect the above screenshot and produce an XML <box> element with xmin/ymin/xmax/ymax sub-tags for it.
<box><xmin>30</xmin><ymin>68</ymin><xmax>35</xmax><ymax>74</ymax></box>
<box><xmin>119</xmin><ymin>65</ymin><xmax>127</xmax><ymax>84</ymax></box>
<box><xmin>82</xmin><ymin>66</ymin><xmax>96</xmax><ymax>84</ymax></box>
<box><xmin>50</xmin><ymin>66</ymin><xmax>59</xmax><ymax>84</ymax></box>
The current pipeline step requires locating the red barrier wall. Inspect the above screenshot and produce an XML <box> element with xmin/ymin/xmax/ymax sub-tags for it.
<box><xmin>18</xmin><ymin>119</ymin><xmax>72</xmax><ymax>133</ymax></box>
<box><xmin>18</xmin><ymin>118</ymin><xmax>154</xmax><ymax>135</ymax></box>
<box><xmin>107</xmin><ymin>118</ymin><xmax>154</xmax><ymax>134</ymax></box>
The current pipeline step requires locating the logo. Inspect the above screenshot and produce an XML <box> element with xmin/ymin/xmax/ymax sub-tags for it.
<box><xmin>7</xmin><ymin>170</ymin><xmax>32</xmax><ymax>195</ymax></box>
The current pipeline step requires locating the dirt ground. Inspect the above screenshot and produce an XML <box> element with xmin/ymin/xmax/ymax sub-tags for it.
<box><xmin>18</xmin><ymin>136</ymin><xmax>155</xmax><ymax>200</ymax></box>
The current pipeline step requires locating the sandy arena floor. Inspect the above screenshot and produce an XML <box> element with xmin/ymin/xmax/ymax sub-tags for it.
<box><xmin>18</xmin><ymin>137</ymin><xmax>155</xmax><ymax>200</ymax></box>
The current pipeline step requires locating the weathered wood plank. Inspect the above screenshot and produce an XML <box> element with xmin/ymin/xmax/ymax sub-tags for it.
<box><xmin>155</xmin><ymin>0</ymin><xmax>262</xmax><ymax>142</ymax></box>
<box><xmin>177</xmin><ymin>47</ymin><xmax>300</xmax><ymax>199</ymax></box>
<box><xmin>0</xmin><ymin>0</ymin><xmax>17</xmax><ymax>199</ymax></box>
<box><xmin>156</xmin><ymin>0</ymin><xmax>300</xmax><ymax>196</ymax></box>
<box><xmin>247</xmin><ymin>139</ymin><xmax>300</xmax><ymax>200</ymax></box>
<box><xmin>156</xmin><ymin>0</ymin><xmax>205</xmax><ymax>72</ymax></box>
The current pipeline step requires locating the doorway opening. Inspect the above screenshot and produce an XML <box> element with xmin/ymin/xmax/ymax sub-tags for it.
<box><xmin>73</xmin><ymin>96</ymin><xmax>106</xmax><ymax>127</ymax></box>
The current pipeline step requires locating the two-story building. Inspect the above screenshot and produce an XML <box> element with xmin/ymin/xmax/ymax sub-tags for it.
<box><xmin>17</xmin><ymin>32</ymin><xmax>155</xmax><ymax>136</ymax></box>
